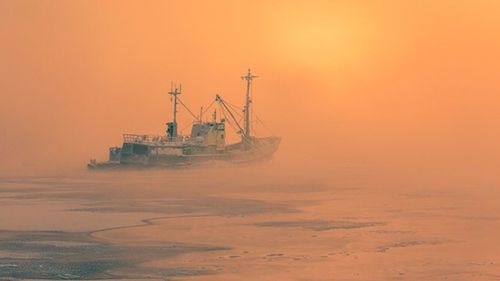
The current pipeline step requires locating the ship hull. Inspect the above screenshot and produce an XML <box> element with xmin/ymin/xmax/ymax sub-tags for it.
<box><xmin>88</xmin><ymin>137</ymin><xmax>280</xmax><ymax>170</ymax></box>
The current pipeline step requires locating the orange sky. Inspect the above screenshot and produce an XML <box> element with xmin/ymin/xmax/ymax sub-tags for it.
<box><xmin>1</xmin><ymin>1</ymin><xmax>500</xmax><ymax>178</ymax></box>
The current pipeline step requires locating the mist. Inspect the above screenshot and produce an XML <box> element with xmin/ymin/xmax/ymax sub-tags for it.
<box><xmin>1</xmin><ymin>0</ymin><xmax>499</xmax><ymax>185</ymax></box>
<box><xmin>2</xmin><ymin>2</ymin><xmax>500</xmax><ymax>280</ymax></box>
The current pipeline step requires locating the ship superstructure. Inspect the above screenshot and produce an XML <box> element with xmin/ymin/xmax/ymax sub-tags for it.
<box><xmin>88</xmin><ymin>69</ymin><xmax>280</xmax><ymax>169</ymax></box>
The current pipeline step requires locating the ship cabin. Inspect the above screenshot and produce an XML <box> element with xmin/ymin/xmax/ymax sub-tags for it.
<box><xmin>188</xmin><ymin>120</ymin><xmax>226</xmax><ymax>152</ymax></box>
<box><xmin>116</xmin><ymin>118</ymin><xmax>227</xmax><ymax>165</ymax></box>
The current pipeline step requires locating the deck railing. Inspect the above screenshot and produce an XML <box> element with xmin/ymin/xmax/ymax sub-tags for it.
<box><xmin>123</xmin><ymin>134</ymin><xmax>186</xmax><ymax>145</ymax></box>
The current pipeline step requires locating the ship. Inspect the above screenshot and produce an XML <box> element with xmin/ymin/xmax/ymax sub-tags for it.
<box><xmin>88</xmin><ymin>69</ymin><xmax>281</xmax><ymax>169</ymax></box>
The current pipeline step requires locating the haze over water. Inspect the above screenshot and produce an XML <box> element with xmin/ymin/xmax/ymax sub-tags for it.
<box><xmin>1</xmin><ymin>1</ymin><xmax>500</xmax><ymax>280</ymax></box>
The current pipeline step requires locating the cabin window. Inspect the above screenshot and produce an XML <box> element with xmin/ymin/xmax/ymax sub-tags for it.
<box><xmin>122</xmin><ymin>143</ymin><xmax>133</xmax><ymax>152</ymax></box>
<box><xmin>132</xmin><ymin>144</ymin><xmax>148</xmax><ymax>155</ymax></box>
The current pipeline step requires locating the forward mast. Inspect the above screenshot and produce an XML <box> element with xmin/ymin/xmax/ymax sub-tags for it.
<box><xmin>167</xmin><ymin>83</ymin><xmax>181</xmax><ymax>139</ymax></box>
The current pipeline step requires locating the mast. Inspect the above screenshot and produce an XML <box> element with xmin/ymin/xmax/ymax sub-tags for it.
<box><xmin>167</xmin><ymin>83</ymin><xmax>181</xmax><ymax>138</ymax></box>
<box><xmin>241</xmin><ymin>69</ymin><xmax>258</xmax><ymax>139</ymax></box>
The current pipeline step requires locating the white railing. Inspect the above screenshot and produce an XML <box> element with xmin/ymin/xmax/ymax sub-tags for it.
<box><xmin>122</xmin><ymin>134</ymin><xmax>187</xmax><ymax>145</ymax></box>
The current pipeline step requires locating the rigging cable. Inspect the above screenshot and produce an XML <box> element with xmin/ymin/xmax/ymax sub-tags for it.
<box><xmin>225</xmin><ymin>101</ymin><xmax>243</xmax><ymax>118</ymax></box>
<box><xmin>180</xmin><ymin>121</ymin><xmax>195</xmax><ymax>135</ymax></box>
<box><xmin>177</xmin><ymin>97</ymin><xmax>198</xmax><ymax>120</ymax></box>
<box><xmin>199</xmin><ymin>99</ymin><xmax>217</xmax><ymax>120</ymax></box>
<box><xmin>216</xmin><ymin>95</ymin><xmax>244</xmax><ymax>134</ymax></box>
<box><xmin>218</xmin><ymin>103</ymin><xmax>239</xmax><ymax>134</ymax></box>
<box><xmin>224</xmin><ymin>99</ymin><xmax>243</xmax><ymax>111</ymax></box>
<box><xmin>253</xmin><ymin>114</ymin><xmax>274</xmax><ymax>135</ymax></box>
